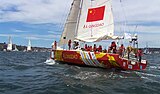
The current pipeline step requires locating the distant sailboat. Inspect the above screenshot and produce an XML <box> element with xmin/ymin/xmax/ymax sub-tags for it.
<box><xmin>27</xmin><ymin>39</ymin><xmax>32</xmax><ymax>52</ymax></box>
<box><xmin>143</xmin><ymin>42</ymin><xmax>151</xmax><ymax>54</ymax></box>
<box><xmin>7</xmin><ymin>36</ymin><xmax>12</xmax><ymax>51</ymax></box>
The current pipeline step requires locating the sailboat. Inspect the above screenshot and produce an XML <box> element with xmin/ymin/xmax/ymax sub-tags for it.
<box><xmin>7</xmin><ymin>36</ymin><xmax>12</xmax><ymax>51</ymax></box>
<box><xmin>143</xmin><ymin>42</ymin><xmax>151</xmax><ymax>54</ymax></box>
<box><xmin>27</xmin><ymin>39</ymin><xmax>32</xmax><ymax>52</ymax></box>
<box><xmin>50</xmin><ymin>0</ymin><xmax>147</xmax><ymax>70</ymax></box>
<box><xmin>13</xmin><ymin>44</ymin><xmax>19</xmax><ymax>51</ymax></box>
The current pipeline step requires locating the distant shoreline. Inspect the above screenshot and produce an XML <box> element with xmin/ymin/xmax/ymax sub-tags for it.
<box><xmin>0</xmin><ymin>43</ymin><xmax>51</xmax><ymax>52</ymax></box>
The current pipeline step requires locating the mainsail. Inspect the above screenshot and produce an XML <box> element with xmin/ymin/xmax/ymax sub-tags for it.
<box><xmin>59</xmin><ymin>0</ymin><xmax>81</xmax><ymax>46</ymax></box>
<box><xmin>59</xmin><ymin>0</ymin><xmax>114</xmax><ymax>45</ymax></box>
<box><xmin>7</xmin><ymin>36</ymin><xmax>12</xmax><ymax>51</ymax></box>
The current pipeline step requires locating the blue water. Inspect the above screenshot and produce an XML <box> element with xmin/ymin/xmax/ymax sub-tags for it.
<box><xmin>0</xmin><ymin>51</ymin><xmax>160</xmax><ymax>94</ymax></box>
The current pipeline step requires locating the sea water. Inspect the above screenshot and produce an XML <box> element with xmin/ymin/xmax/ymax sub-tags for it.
<box><xmin>0</xmin><ymin>51</ymin><xmax>160</xmax><ymax>94</ymax></box>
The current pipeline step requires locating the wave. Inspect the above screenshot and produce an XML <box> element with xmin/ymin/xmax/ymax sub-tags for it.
<box><xmin>44</xmin><ymin>59</ymin><xmax>56</xmax><ymax>65</ymax></box>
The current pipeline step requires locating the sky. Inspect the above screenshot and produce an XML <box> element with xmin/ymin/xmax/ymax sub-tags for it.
<box><xmin>0</xmin><ymin>0</ymin><xmax>160</xmax><ymax>48</ymax></box>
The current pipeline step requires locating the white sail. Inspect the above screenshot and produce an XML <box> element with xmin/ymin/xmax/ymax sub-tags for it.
<box><xmin>59</xmin><ymin>0</ymin><xmax>81</xmax><ymax>46</ymax></box>
<box><xmin>76</xmin><ymin>0</ymin><xmax>114</xmax><ymax>42</ymax></box>
<box><xmin>27</xmin><ymin>39</ymin><xmax>32</xmax><ymax>51</ymax></box>
<box><xmin>7</xmin><ymin>36</ymin><xmax>12</xmax><ymax>51</ymax></box>
<box><xmin>13</xmin><ymin>45</ymin><xmax>19</xmax><ymax>51</ymax></box>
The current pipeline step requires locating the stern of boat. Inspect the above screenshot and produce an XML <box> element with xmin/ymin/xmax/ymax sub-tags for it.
<box><xmin>118</xmin><ymin>58</ymin><xmax>147</xmax><ymax>70</ymax></box>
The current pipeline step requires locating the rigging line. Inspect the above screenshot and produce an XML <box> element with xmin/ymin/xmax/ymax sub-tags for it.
<box><xmin>120</xmin><ymin>0</ymin><xmax>130</xmax><ymax>45</ymax></box>
<box><xmin>58</xmin><ymin>0</ymin><xmax>71</xmax><ymax>43</ymax></box>
<box><xmin>120</xmin><ymin>0</ymin><xmax>129</xmax><ymax>34</ymax></box>
<box><xmin>58</xmin><ymin>4</ymin><xmax>70</xmax><ymax>31</ymax></box>
<box><xmin>59</xmin><ymin>0</ymin><xmax>77</xmax><ymax>46</ymax></box>
<box><xmin>133</xmin><ymin>25</ymin><xmax>138</xmax><ymax>35</ymax></box>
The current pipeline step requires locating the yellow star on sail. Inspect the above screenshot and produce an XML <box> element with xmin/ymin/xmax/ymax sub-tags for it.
<box><xmin>89</xmin><ymin>10</ymin><xmax>93</xmax><ymax>14</ymax></box>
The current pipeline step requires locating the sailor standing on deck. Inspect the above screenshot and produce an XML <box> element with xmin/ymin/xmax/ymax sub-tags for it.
<box><xmin>54</xmin><ymin>41</ymin><xmax>57</xmax><ymax>50</ymax></box>
<box><xmin>110</xmin><ymin>41</ymin><xmax>117</xmax><ymax>53</ymax></box>
<box><xmin>68</xmin><ymin>39</ymin><xmax>71</xmax><ymax>50</ymax></box>
<box><xmin>119</xmin><ymin>44</ymin><xmax>125</xmax><ymax>57</ymax></box>
<box><xmin>127</xmin><ymin>46</ymin><xmax>132</xmax><ymax>59</ymax></box>
<box><xmin>52</xmin><ymin>41</ymin><xmax>57</xmax><ymax>50</ymax></box>
<box><xmin>93</xmin><ymin>44</ymin><xmax>97</xmax><ymax>52</ymax></box>
<box><xmin>137</xmin><ymin>48</ymin><xmax>143</xmax><ymax>62</ymax></box>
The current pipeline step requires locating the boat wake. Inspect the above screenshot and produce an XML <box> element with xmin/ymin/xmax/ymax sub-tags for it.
<box><xmin>135</xmin><ymin>71</ymin><xmax>160</xmax><ymax>78</ymax></box>
<box><xmin>149</xmin><ymin>66</ymin><xmax>160</xmax><ymax>70</ymax></box>
<box><xmin>44</xmin><ymin>58</ymin><xmax>56</xmax><ymax>65</ymax></box>
<box><xmin>73</xmin><ymin>71</ymin><xmax>101</xmax><ymax>80</ymax></box>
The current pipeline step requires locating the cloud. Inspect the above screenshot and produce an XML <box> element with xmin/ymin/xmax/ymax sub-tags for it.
<box><xmin>0</xmin><ymin>33</ymin><xmax>60</xmax><ymax>41</ymax></box>
<box><xmin>113</xmin><ymin>0</ymin><xmax>160</xmax><ymax>23</ymax></box>
<box><xmin>0</xmin><ymin>0</ymin><xmax>160</xmax><ymax>48</ymax></box>
<box><xmin>12</xmin><ymin>29</ymin><xmax>27</xmax><ymax>33</ymax></box>
<box><xmin>0</xmin><ymin>0</ymin><xmax>72</xmax><ymax>24</ymax></box>
<box><xmin>1</xmin><ymin>0</ymin><xmax>160</xmax><ymax>25</ymax></box>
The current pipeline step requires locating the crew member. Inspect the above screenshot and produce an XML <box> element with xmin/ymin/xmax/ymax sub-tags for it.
<box><xmin>137</xmin><ymin>48</ymin><xmax>143</xmax><ymax>62</ymax></box>
<box><xmin>51</xmin><ymin>41</ymin><xmax>57</xmax><ymax>50</ymax></box>
<box><xmin>54</xmin><ymin>41</ymin><xmax>57</xmax><ymax>50</ymax></box>
<box><xmin>111</xmin><ymin>41</ymin><xmax>117</xmax><ymax>53</ymax></box>
<box><xmin>98</xmin><ymin>45</ymin><xmax>102</xmax><ymax>52</ymax></box>
<box><xmin>75</xmin><ymin>42</ymin><xmax>79</xmax><ymax>49</ymax></box>
<box><xmin>84</xmin><ymin>44</ymin><xmax>87</xmax><ymax>51</ymax></box>
<box><xmin>68</xmin><ymin>39</ymin><xmax>71</xmax><ymax>50</ymax></box>
<box><xmin>127</xmin><ymin>46</ymin><xmax>132</xmax><ymax>59</ymax></box>
<box><xmin>93</xmin><ymin>44</ymin><xmax>97</xmax><ymax>52</ymax></box>
<box><xmin>119</xmin><ymin>44</ymin><xmax>125</xmax><ymax>57</ymax></box>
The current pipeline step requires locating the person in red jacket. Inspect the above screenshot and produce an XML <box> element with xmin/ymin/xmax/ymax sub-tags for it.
<box><xmin>119</xmin><ymin>44</ymin><xmax>125</xmax><ymax>57</ymax></box>
<box><xmin>93</xmin><ymin>44</ymin><xmax>97</xmax><ymax>52</ymax></box>
<box><xmin>98</xmin><ymin>45</ymin><xmax>102</xmax><ymax>52</ymax></box>
<box><xmin>137</xmin><ymin>48</ymin><xmax>143</xmax><ymax>62</ymax></box>
<box><xmin>110</xmin><ymin>41</ymin><xmax>117</xmax><ymax>53</ymax></box>
<box><xmin>54</xmin><ymin>41</ymin><xmax>57</xmax><ymax>50</ymax></box>
<box><xmin>84</xmin><ymin>44</ymin><xmax>87</xmax><ymax>51</ymax></box>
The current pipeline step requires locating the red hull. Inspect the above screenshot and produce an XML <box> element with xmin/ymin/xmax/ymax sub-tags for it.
<box><xmin>51</xmin><ymin>50</ymin><xmax>147</xmax><ymax>70</ymax></box>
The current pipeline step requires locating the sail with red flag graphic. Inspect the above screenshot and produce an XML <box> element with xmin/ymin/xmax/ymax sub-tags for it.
<box><xmin>59</xmin><ymin>0</ymin><xmax>115</xmax><ymax>43</ymax></box>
